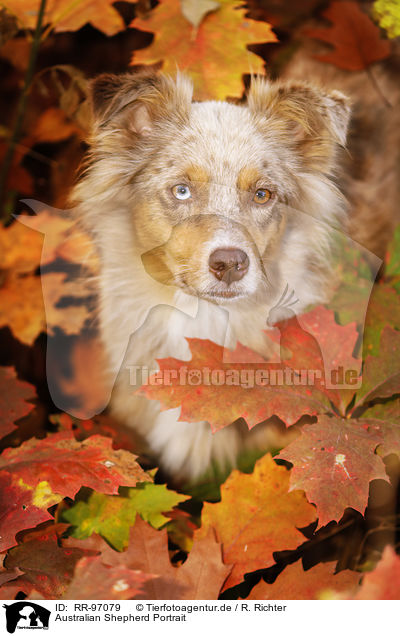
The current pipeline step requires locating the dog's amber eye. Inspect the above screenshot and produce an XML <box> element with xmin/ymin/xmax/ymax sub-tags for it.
<box><xmin>172</xmin><ymin>184</ymin><xmax>191</xmax><ymax>200</ymax></box>
<box><xmin>253</xmin><ymin>188</ymin><xmax>271</xmax><ymax>204</ymax></box>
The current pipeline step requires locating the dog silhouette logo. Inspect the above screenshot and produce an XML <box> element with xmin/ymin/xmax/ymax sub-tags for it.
<box><xmin>3</xmin><ymin>602</ymin><xmax>50</xmax><ymax>633</ymax></box>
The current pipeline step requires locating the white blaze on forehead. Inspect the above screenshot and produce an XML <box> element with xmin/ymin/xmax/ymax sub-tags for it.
<box><xmin>188</xmin><ymin>101</ymin><xmax>266</xmax><ymax>183</ymax></box>
<box><xmin>207</xmin><ymin>181</ymin><xmax>241</xmax><ymax>216</ymax></box>
<box><xmin>185</xmin><ymin>99</ymin><xmax>304</xmax><ymax>200</ymax></box>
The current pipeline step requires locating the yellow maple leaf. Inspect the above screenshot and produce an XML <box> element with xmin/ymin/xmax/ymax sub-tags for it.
<box><xmin>2</xmin><ymin>0</ymin><xmax>136</xmax><ymax>36</ymax></box>
<box><xmin>130</xmin><ymin>0</ymin><xmax>277</xmax><ymax>100</ymax></box>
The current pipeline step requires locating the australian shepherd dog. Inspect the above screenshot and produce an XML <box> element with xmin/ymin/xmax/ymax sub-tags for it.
<box><xmin>72</xmin><ymin>52</ymin><xmax>399</xmax><ymax>481</ymax></box>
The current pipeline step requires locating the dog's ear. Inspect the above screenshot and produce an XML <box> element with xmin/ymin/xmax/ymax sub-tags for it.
<box><xmin>248</xmin><ymin>78</ymin><xmax>351</xmax><ymax>171</ymax></box>
<box><xmin>89</xmin><ymin>71</ymin><xmax>193</xmax><ymax>135</ymax></box>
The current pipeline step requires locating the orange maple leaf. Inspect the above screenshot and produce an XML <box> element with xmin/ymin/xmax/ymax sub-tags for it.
<box><xmin>0</xmin><ymin>273</ymin><xmax>45</xmax><ymax>345</ymax></box>
<box><xmin>53</xmin><ymin>337</ymin><xmax>111</xmax><ymax>419</ymax></box>
<box><xmin>130</xmin><ymin>0</ymin><xmax>277</xmax><ymax>100</ymax></box>
<box><xmin>0</xmin><ymin>215</ymin><xmax>96</xmax><ymax>344</ymax></box>
<box><xmin>0</xmin><ymin>220</ymin><xmax>43</xmax><ymax>274</ymax></box>
<box><xmin>17</xmin><ymin>209</ymin><xmax>98</xmax><ymax>268</ymax></box>
<box><xmin>22</xmin><ymin>107</ymin><xmax>85</xmax><ymax>146</ymax></box>
<box><xmin>200</xmin><ymin>454</ymin><xmax>316</xmax><ymax>590</ymax></box>
<box><xmin>0</xmin><ymin>272</ymin><xmax>90</xmax><ymax>345</ymax></box>
<box><xmin>2</xmin><ymin>0</ymin><xmax>137</xmax><ymax>35</ymax></box>
<box><xmin>248</xmin><ymin>559</ymin><xmax>361</xmax><ymax>600</ymax></box>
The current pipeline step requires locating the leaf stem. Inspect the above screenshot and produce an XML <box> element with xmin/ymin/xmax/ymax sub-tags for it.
<box><xmin>0</xmin><ymin>0</ymin><xmax>47</xmax><ymax>222</ymax></box>
<box><xmin>365</xmin><ymin>65</ymin><xmax>392</xmax><ymax>109</ymax></box>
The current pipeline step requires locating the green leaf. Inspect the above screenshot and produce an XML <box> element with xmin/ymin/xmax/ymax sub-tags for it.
<box><xmin>127</xmin><ymin>483</ymin><xmax>189</xmax><ymax>529</ymax></box>
<box><xmin>384</xmin><ymin>224</ymin><xmax>400</xmax><ymax>292</ymax></box>
<box><xmin>64</xmin><ymin>492</ymin><xmax>132</xmax><ymax>550</ymax></box>
<box><xmin>354</xmin><ymin>326</ymin><xmax>400</xmax><ymax>410</ymax></box>
<box><xmin>328</xmin><ymin>233</ymin><xmax>379</xmax><ymax>326</ymax></box>
<box><xmin>363</xmin><ymin>284</ymin><xmax>400</xmax><ymax>356</ymax></box>
<box><xmin>329</xmin><ymin>278</ymin><xmax>371</xmax><ymax>326</ymax></box>
<box><xmin>64</xmin><ymin>484</ymin><xmax>189</xmax><ymax>551</ymax></box>
<box><xmin>386</xmin><ymin>225</ymin><xmax>400</xmax><ymax>276</ymax></box>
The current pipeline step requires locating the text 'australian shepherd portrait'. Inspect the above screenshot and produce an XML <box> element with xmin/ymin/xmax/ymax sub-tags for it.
<box><xmin>1</xmin><ymin>0</ymin><xmax>400</xmax><ymax>604</ymax></box>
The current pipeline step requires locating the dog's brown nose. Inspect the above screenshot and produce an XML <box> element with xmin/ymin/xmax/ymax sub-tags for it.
<box><xmin>209</xmin><ymin>248</ymin><xmax>249</xmax><ymax>284</ymax></box>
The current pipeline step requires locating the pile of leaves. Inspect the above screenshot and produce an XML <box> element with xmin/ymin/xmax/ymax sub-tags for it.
<box><xmin>0</xmin><ymin>0</ymin><xmax>399</xmax><ymax>600</ymax></box>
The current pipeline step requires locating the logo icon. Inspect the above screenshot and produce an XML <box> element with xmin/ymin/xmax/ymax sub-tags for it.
<box><xmin>3</xmin><ymin>602</ymin><xmax>50</xmax><ymax>633</ymax></box>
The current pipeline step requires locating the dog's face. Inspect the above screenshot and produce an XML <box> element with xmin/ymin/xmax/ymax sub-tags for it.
<box><xmin>87</xmin><ymin>72</ymin><xmax>350</xmax><ymax>304</ymax></box>
<box><xmin>136</xmin><ymin>100</ymin><xmax>293</xmax><ymax>302</ymax></box>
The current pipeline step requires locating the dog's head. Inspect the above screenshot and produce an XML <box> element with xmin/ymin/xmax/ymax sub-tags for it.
<box><xmin>84</xmin><ymin>71</ymin><xmax>350</xmax><ymax>304</ymax></box>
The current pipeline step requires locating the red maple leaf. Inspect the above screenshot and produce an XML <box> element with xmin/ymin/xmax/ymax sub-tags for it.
<box><xmin>0</xmin><ymin>432</ymin><xmax>150</xmax><ymax>550</ymax></box>
<box><xmin>353</xmin><ymin>546</ymin><xmax>400</xmax><ymax>600</ymax></box>
<box><xmin>278</xmin><ymin>415</ymin><xmax>388</xmax><ymax>527</ymax></box>
<box><xmin>0</xmin><ymin>472</ymin><xmax>54</xmax><ymax>552</ymax></box>
<box><xmin>138</xmin><ymin>306</ymin><xmax>361</xmax><ymax>431</ymax></box>
<box><xmin>305</xmin><ymin>1</ymin><xmax>391</xmax><ymax>71</ymax></box>
<box><xmin>266</xmin><ymin>306</ymin><xmax>361</xmax><ymax>413</ymax></box>
<box><xmin>137</xmin><ymin>336</ymin><xmax>330</xmax><ymax>430</ymax></box>
<box><xmin>4</xmin><ymin>525</ymin><xmax>96</xmax><ymax>599</ymax></box>
<box><xmin>0</xmin><ymin>432</ymin><xmax>149</xmax><ymax>498</ymax></box>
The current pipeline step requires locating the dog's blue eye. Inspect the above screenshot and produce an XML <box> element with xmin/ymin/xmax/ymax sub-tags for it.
<box><xmin>253</xmin><ymin>188</ymin><xmax>271</xmax><ymax>204</ymax></box>
<box><xmin>172</xmin><ymin>184</ymin><xmax>191</xmax><ymax>200</ymax></box>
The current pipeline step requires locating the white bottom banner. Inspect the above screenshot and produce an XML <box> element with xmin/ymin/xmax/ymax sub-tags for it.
<box><xmin>1</xmin><ymin>600</ymin><xmax>398</xmax><ymax>636</ymax></box>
